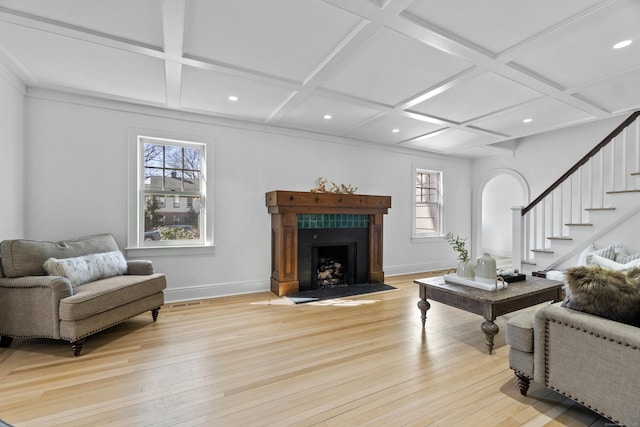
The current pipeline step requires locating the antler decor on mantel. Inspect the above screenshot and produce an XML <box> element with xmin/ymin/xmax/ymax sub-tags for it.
<box><xmin>310</xmin><ymin>177</ymin><xmax>358</xmax><ymax>194</ymax></box>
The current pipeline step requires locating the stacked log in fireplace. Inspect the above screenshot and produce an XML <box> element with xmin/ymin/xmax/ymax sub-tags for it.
<box><xmin>317</xmin><ymin>256</ymin><xmax>346</xmax><ymax>288</ymax></box>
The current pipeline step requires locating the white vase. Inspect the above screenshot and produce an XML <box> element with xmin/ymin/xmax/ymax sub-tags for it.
<box><xmin>475</xmin><ymin>252</ymin><xmax>497</xmax><ymax>284</ymax></box>
<box><xmin>457</xmin><ymin>260</ymin><xmax>475</xmax><ymax>279</ymax></box>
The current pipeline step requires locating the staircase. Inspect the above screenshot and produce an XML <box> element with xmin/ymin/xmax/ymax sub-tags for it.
<box><xmin>512</xmin><ymin>111</ymin><xmax>640</xmax><ymax>273</ymax></box>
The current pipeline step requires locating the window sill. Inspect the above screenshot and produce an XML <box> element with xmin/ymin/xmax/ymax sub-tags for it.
<box><xmin>411</xmin><ymin>235</ymin><xmax>444</xmax><ymax>243</ymax></box>
<box><xmin>125</xmin><ymin>245</ymin><xmax>216</xmax><ymax>257</ymax></box>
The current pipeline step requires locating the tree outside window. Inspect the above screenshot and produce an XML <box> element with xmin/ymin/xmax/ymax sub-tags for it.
<box><xmin>141</xmin><ymin>137</ymin><xmax>205</xmax><ymax>244</ymax></box>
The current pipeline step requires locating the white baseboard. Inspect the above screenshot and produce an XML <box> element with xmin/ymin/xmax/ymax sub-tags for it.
<box><xmin>164</xmin><ymin>262</ymin><xmax>454</xmax><ymax>303</ymax></box>
<box><xmin>164</xmin><ymin>279</ymin><xmax>270</xmax><ymax>303</ymax></box>
<box><xmin>384</xmin><ymin>261</ymin><xmax>453</xmax><ymax>277</ymax></box>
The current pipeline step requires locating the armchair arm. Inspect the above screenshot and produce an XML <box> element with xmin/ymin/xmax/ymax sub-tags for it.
<box><xmin>126</xmin><ymin>260</ymin><xmax>154</xmax><ymax>275</ymax></box>
<box><xmin>0</xmin><ymin>276</ymin><xmax>73</xmax><ymax>339</ymax></box>
<box><xmin>533</xmin><ymin>303</ymin><xmax>640</xmax><ymax>424</ymax></box>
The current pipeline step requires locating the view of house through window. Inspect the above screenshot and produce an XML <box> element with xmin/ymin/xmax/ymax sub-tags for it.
<box><xmin>141</xmin><ymin>137</ymin><xmax>205</xmax><ymax>245</ymax></box>
<box><xmin>415</xmin><ymin>169</ymin><xmax>442</xmax><ymax>236</ymax></box>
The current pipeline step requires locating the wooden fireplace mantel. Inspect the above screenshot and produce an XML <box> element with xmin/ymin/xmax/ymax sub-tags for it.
<box><xmin>266</xmin><ymin>190</ymin><xmax>391</xmax><ymax>296</ymax></box>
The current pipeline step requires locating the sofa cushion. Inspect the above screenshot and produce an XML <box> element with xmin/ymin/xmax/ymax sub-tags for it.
<box><xmin>59</xmin><ymin>273</ymin><xmax>166</xmax><ymax>321</ymax></box>
<box><xmin>43</xmin><ymin>250</ymin><xmax>127</xmax><ymax>287</ymax></box>
<box><xmin>587</xmin><ymin>254</ymin><xmax>640</xmax><ymax>271</ymax></box>
<box><xmin>506</xmin><ymin>310</ymin><xmax>535</xmax><ymax>353</ymax></box>
<box><xmin>617</xmin><ymin>253</ymin><xmax>640</xmax><ymax>264</ymax></box>
<box><xmin>0</xmin><ymin>234</ymin><xmax>119</xmax><ymax>278</ymax></box>
<box><xmin>562</xmin><ymin>265</ymin><xmax>640</xmax><ymax>326</ymax></box>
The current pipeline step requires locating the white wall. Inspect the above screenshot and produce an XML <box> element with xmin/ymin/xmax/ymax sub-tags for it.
<box><xmin>471</xmin><ymin>114</ymin><xmax>638</xmax><ymax>260</ymax></box>
<box><xmin>0</xmin><ymin>65</ymin><xmax>26</xmax><ymax>241</ymax></box>
<box><xmin>24</xmin><ymin>90</ymin><xmax>471</xmax><ymax>301</ymax></box>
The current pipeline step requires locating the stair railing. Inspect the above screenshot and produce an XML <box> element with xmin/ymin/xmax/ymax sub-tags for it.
<box><xmin>512</xmin><ymin>110</ymin><xmax>640</xmax><ymax>269</ymax></box>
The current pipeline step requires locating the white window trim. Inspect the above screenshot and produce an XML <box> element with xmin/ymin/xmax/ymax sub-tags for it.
<box><xmin>126</xmin><ymin>127</ymin><xmax>215</xmax><ymax>256</ymax></box>
<box><xmin>412</xmin><ymin>165</ymin><xmax>444</xmax><ymax>241</ymax></box>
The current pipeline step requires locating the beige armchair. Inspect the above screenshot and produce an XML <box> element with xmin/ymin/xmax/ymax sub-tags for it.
<box><xmin>0</xmin><ymin>234</ymin><xmax>166</xmax><ymax>356</ymax></box>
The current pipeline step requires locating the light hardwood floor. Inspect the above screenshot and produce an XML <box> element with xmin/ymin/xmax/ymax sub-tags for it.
<box><xmin>0</xmin><ymin>272</ymin><xmax>608</xmax><ymax>427</ymax></box>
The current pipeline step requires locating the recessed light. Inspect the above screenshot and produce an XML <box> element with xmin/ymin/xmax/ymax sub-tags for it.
<box><xmin>324</xmin><ymin>114</ymin><xmax>332</xmax><ymax>120</ymax></box>
<box><xmin>522</xmin><ymin>118</ymin><xmax>533</xmax><ymax>123</ymax></box>
<box><xmin>392</xmin><ymin>128</ymin><xmax>400</xmax><ymax>133</ymax></box>
<box><xmin>613</xmin><ymin>40</ymin><xmax>632</xmax><ymax>49</ymax></box>
<box><xmin>228</xmin><ymin>95</ymin><xmax>238</xmax><ymax>101</ymax></box>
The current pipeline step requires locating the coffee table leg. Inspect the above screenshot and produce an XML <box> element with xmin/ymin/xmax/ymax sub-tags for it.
<box><xmin>417</xmin><ymin>298</ymin><xmax>430</xmax><ymax>327</ymax></box>
<box><xmin>481</xmin><ymin>319</ymin><xmax>499</xmax><ymax>354</ymax></box>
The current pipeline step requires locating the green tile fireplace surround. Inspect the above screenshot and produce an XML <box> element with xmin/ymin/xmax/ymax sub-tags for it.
<box><xmin>298</xmin><ymin>214</ymin><xmax>370</xmax><ymax>229</ymax></box>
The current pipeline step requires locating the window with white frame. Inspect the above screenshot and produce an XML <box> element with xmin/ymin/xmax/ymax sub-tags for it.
<box><xmin>139</xmin><ymin>136</ymin><xmax>206</xmax><ymax>246</ymax></box>
<box><xmin>414</xmin><ymin>168</ymin><xmax>443</xmax><ymax>237</ymax></box>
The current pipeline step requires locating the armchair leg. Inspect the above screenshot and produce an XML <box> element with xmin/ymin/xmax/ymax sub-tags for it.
<box><xmin>151</xmin><ymin>307</ymin><xmax>160</xmax><ymax>321</ymax></box>
<box><xmin>515</xmin><ymin>372</ymin><xmax>530</xmax><ymax>396</ymax></box>
<box><xmin>0</xmin><ymin>336</ymin><xmax>13</xmax><ymax>348</ymax></box>
<box><xmin>70</xmin><ymin>339</ymin><xmax>85</xmax><ymax>357</ymax></box>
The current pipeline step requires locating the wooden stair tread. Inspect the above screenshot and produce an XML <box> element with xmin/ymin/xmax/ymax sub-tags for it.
<box><xmin>631</xmin><ymin>172</ymin><xmax>640</xmax><ymax>176</ymax></box>
<box><xmin>547</xmin><ymin>236</ymin><xmax>572</xmax><ymax>240</ymax></box>
<box><xmin>531</xmin><ymin>249</ymin><xmax>554</xmax><ymax>253</ymax></box>
<box><xmin>606</xmin><ymin>189</ymin><xmax>640</xmax><ymax>194</ymax></box>
<box><xmin>585</xmin><ymin>207</ymin><xmax>615</xmax><ymax>211</ymax></box>
<box><xmin>565</xmin><ymin>223</ymin><xmax>593</xmax><ymax>226</ymax></box>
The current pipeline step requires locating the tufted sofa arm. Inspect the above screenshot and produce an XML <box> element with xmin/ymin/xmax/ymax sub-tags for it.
<box><xmin>0</xmin><ymin>275</ymin><xmax>73</xmax><ymax>339</ymax></box>
<box><xmin>532</xmin><ymin>302</ymin><xmax>640</xmax><ymax>425</ymax></box>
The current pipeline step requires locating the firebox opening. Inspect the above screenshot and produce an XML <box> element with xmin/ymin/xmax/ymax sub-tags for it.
<box><xmin>314</xmin><ymin>245</ymin><xmax>354</xmax><ymax>289</ymax></box>
<box><xmin>297</xmin><ymin>228</ymin><xmax>368</xmax><ymax>292</ymax></box>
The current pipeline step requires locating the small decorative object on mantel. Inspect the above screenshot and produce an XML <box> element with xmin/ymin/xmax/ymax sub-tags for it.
<box><xmin>310</xmin><ymin>177</ymin><xmax>358</xmax><ymax>194</ymax></box>
<box><xmin>444</xmin><ymin>232</ymin><xmax>475</xmax><ymax>279</ymax></box>
<box><xmin>475</xmin><ymin>252</ymin><xmax>497</xmax><ymax>285</ymax></box>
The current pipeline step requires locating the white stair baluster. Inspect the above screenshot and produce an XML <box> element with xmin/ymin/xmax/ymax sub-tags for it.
<box><xmin>634</xmin><ymin>118</ymin><xmax>640</xmax><ymax>172</ymax></box>
<box><xmin>569</xmin><ymin>175</ymin><xmax>573</xmax><ymax>224</ymax></box>
<box><xmin>588</xmin><ymin>159</ymin><xmax>593</xmax><ymax>209</ymax></box>
<box><xmin>549</xmin><ymin>191</ymin><xmax>555</xmax><ymax>237</ymax></box>
<box><xmin>579</xmin><ymin>166</ymin><xmax>583</xmax><ymax>222</ymax></box>
<box><xmin>622</xmin><ymin>128</ymin><xmax>628</xmax><ymax>190</ymax></box>
<box><xmin>610</xmin><ymin>138</ymin><xmax>616</xmax><ymax>192</ymax></box>
<box><xmin>600</xmin><ymin>149</ymin><xmax>605</xmax><ymax>208</ymax></box>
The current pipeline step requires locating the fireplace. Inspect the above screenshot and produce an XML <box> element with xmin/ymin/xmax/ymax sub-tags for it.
<box><xmin>266</xmin><ymin>191</ymin><xmax>391</xmax><ymax>296</ymax></box>
<box><xmin>297</xmin><ymin>225</ymin><xmax>369</xmax><ymax>292</ymax></box>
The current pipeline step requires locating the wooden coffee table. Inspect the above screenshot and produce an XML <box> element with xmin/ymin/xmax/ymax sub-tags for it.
<box><xmin>415</xmin><ymin>276</ymin><xmax>563</xmax><ymax>354</ymax></box>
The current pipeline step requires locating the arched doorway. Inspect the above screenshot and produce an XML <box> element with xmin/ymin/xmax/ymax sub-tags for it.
<box><xmin>473</xmin><ymin>169</ymin><xmax>529</xmax><ymax>267</ymax></box>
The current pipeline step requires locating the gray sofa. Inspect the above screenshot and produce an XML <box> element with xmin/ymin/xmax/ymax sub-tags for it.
<box><xmin>506</xmin><ymin>302</ymin><xmax>640</xmax><ymax>425</ymax></box>
<box><xmin>0</xmin><ymin>234</ymin><xmax>166</xmax><ymax>356</ymax></box>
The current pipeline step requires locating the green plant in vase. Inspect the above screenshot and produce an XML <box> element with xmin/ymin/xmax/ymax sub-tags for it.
<box><xmin>444</xmin><ymin>232</ymin><xmax>474</xmax><ymax>278</ymax></box>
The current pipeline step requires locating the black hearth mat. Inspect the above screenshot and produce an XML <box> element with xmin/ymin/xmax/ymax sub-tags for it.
<box><xmin>287</xmin><ymin>283</ymin><xmax>396</xmax><ymax>304</ymax></box>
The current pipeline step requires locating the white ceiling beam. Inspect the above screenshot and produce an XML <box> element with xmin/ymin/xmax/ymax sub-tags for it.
<box><xmin>162</xmin><ymin>0</ymin><xmax>186</xmax><ymax>108</ymax></box>
<box><xmin>0</xmin><ymin>8</ymin><xmax>164</xmax><ymax>58</ymax></box>
<box><xmin>262</xmin><ymin>0</ymin><xmax>418</xmax><ymax>124</ymax></box>
<box><xmin>496</xmin><ymin>0</ymin><xmax>628</xmax><ymax>63</ymax></box>
<box><xmin>321</xmin><ymin>0</ymin><xmax>610</xmax><ymax>119</ymax></box>
<box><xmin>389</xmin><ymin>16</ymin><xmax>609</xmax><ymax>118</ymax></box>
<box><xmin>266</xmin><ymin>19</ymin><xmax>383</xmax><ymax>123</ymax></box>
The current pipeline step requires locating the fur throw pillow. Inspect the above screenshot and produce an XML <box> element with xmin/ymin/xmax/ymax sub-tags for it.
<box><xmin>562</xmin><ymin>265</ymin><xmax>640</xmax><ymax>327</ymax></box>
<box><xmin>43</xmin><ymin>250</ymin><xmax>127</xmax><ymax>287</ymax></box>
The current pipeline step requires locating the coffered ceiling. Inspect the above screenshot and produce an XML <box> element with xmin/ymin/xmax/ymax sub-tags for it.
<box><xmin>0</xmin><ymin>0</ymin><xmax>638</xmax><ymax>157</ymax></box>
